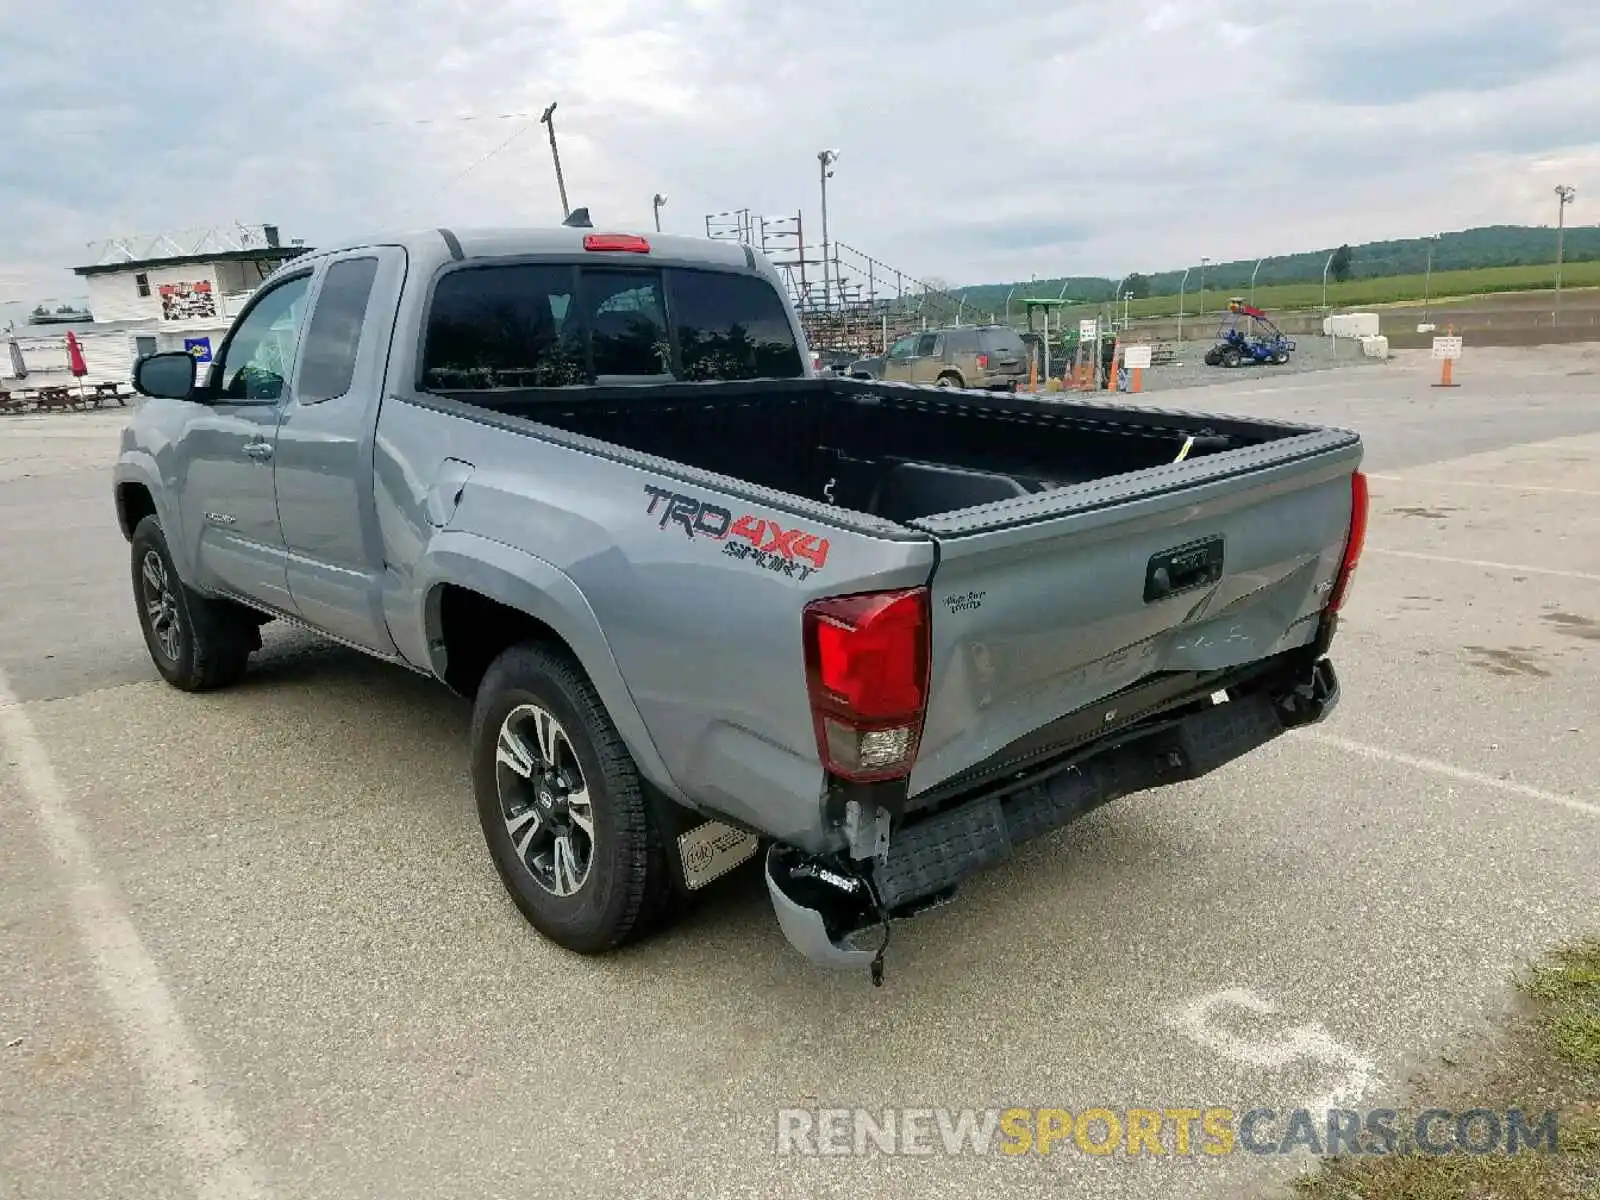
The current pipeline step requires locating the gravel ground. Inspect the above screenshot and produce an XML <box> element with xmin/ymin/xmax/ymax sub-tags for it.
<box><xmin>1121</xmin><ymin>335</ymin><xmax>1389</xmax><ymax>396</ymax></box>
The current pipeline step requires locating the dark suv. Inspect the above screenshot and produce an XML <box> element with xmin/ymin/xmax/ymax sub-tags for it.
<box><xmin>849</xmin><ymin>324</ymin><xmax>1029</xmax><ymax>390</ymax></box>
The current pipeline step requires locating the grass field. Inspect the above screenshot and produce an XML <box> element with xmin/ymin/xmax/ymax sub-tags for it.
<box><xmin>1063</xmin><ymin>261</ymin><xmax>1600</xmax><ymax>320</ymax></box>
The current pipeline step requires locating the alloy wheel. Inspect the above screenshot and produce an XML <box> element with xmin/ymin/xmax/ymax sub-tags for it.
<box><xmin>494</xmin><ymin>703</ymin><xmax>595</xmax><ymax>898</ymax></box>
<box><xmin>141</xmin><ymin>549</ymin><xmax>182</xmax><ymax>662</ymax></box>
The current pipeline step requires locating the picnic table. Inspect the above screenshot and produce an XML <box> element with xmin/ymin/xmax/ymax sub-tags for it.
<box><xmin>0</xmin><ymin>382</ymin><xmax>134</xmax><ymax>414</ymax></box>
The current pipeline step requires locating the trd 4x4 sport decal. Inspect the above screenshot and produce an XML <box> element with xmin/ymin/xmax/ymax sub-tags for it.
<box><xmin>642</xmin><ymin>484</ymin><xmax>830</xmax><ymax>581</ymax></box>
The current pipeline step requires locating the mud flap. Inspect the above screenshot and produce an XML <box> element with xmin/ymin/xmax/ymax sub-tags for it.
<box><xmin>676</xmin><ymin>820</ymin><xmax>759</xmax><ymax>890</ymax></box>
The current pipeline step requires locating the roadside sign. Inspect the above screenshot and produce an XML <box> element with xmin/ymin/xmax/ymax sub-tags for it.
<box><xmin>1123</xmin><ymin>344</ymin><xmax>1153</xmax><ymax>369</ymax></box>
<box><xmin>184</xmin><ymin>337</ymin><xmax>213</xmax><ymax>363</ymax></box>
<box><xmin>1079</xmin><ymin>319</ymin><xmax>1099</xmax><ymax>340</ymax></box>
<box><xmin>1431</xmin><ymin>336</ymin><xmax>1462</xmax><ymax>360</ymax></box>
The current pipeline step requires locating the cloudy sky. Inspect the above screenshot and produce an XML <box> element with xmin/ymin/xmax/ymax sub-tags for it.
<box><xmin>2</xmin><ymin>0</ymin><xmax>1596</xmax><ymax>324</ymax></box>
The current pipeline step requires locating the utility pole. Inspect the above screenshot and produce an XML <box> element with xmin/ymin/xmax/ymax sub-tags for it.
<box><xmin>818</xmin><ymin>149</ymin><xmax>839</xmax><ymax>311</ymax></box>
<box><xmin>1198</xmin><ymin>256</ymin><xmax>1210</xmax><ymax>316</ymax></box>
<box><xmin>652</xmin><ymin>193</ymin><xmax>667</xmax><ymax>233</ymax></box>
<box><xmin>540</xmin><ymin>102</ymin><xmax>570</xmax><ymax>219</ymax></box>
<box><xmin>1249</xmin><ymin>257</ymin><xmax>1265</xmax><ymax>306</ymax></box>
<box><xmin>1555</xmin><ymin>185</ymin><xmax>1576</xmax><ymax>327</ymax></box>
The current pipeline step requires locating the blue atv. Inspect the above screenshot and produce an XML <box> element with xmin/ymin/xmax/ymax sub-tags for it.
<box><xmin>1204</xmin><ymin>299</ymin><xmax>1295</xmax><ymax>367</ymax></box>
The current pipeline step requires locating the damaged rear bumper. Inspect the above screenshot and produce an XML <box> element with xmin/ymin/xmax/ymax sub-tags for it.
<box><xmin>765</xmin><ymin>651</ymin><xmax>1340</xmax><ymax>979</ymax></box>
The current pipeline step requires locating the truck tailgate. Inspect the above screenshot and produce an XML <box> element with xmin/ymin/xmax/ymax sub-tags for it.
<box><xmin>908</xmin><ymin>433</ymin><xmax>1363</xmax><ymax>797</ymax></box>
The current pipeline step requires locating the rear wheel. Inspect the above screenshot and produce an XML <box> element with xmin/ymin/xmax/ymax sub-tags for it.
<box><xmin>935</xmin><ymin>372</ymin><xmax>963</xmax><ymax>389</ymax></box>
<box><xmin>470</xmin><ymin>642</ymin><xmax>673</xmax><ymax>953</ymax></box>
<box><xmin>130</xmin><ymin>516</ymin><xmax>259</xmax><ymax>691</ymax></box>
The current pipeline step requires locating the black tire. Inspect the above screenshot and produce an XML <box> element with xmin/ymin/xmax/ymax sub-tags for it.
<box><xmin>1271</xmin><ymin>350</ymin><xmax>1289</xmax><ymax>365</ymax></box>
<box><xmin>470</xmin><ymin>642</ymin><xmax>672</xmax><ymax>954</ymax></box>
<box><xmin>935</xmin><ymin>372</ymin><xmax>963</xmax><ymax>389</ymax></box>
<box><xmin>1204</xmin><ymin>347</ymin><xmax>1222</xmax><ymax>366</ymax></box>
<box><xmin>130</xmin><ymin>515</ymin><xmax>259</xmax><ymax>691</ymax></box>
<box><xmin>1221</xmin><ymin>347</ymin><xmax>1242</xmax><ymax>368</ymax></box>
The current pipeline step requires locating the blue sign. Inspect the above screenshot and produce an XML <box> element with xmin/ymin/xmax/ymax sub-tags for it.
<box><xmin>184</xmin><ymin>337</ymin><xmax>213</xmax><ymax>363</ymax></box>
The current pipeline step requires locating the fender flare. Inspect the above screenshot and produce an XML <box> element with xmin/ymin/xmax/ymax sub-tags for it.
<box><xmin>414</xmin><ymin>530</ymin><xmax>687</xmax><ymax>805</ymax></box>
<box><xmin>112</xmin><ymin>457</ymin><xmax>198</xmax><ymax>582</ymax></box>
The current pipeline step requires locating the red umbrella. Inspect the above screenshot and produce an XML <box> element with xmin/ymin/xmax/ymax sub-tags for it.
<box><xmin>65</xmin><ymin>331</ymin><xmax>88</xmax><ymax>402</ymax></box>
<box><xmin>65</xmin><ymin>330</ymin><xmax>88</xmax><ymax>376</ymax></box>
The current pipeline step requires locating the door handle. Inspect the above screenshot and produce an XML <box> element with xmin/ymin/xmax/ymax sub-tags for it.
<box><xmin>243</xmin><ymin>441</ymin><xmax>273</xmax><ymax>460</ymax></box>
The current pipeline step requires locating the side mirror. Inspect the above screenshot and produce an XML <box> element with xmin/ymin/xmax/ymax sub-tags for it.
<box><xmin>133</xmin><ymin>351</ymin><xmax>198</xmax><ymax>400</ymax></box>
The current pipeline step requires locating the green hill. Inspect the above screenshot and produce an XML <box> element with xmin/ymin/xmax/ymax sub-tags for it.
<box><xmin>956</xmin><ymin>224</ymin><xmax>1600</xmax><ymax>315</ymax></box>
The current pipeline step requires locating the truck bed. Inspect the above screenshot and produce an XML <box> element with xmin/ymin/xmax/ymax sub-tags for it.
<box><xmin>450</xmin><ymin>377</ymin><xmax>1356</xmax><ymax>529</ymax></box>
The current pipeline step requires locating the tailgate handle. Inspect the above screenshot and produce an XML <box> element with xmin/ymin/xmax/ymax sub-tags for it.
<box><xmin>1145</xmin><ymin>536</ymin><xmax>1224</xmax><ymax>603</ymax></box>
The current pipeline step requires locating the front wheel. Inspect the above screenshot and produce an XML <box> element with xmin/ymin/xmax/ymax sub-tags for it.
<box><xmin>935</xmin><ymin>373</ymin><xmax>963</xmax><ymax>388</ymax></box>
<box><xmin>130</xmin><ymin>516</ymin><xmax>259</xmax><ymax>691</ymax></box>
<box><xmin>470</xmin><ymin>642</ymin><xmax>673</xmax><ymax>953</ymax></box>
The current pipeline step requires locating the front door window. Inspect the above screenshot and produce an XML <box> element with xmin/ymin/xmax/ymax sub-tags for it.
<box><xmin>215</xmin><ymin>274</ymin><xmax>313</xmax><ymax>401</ymax></box>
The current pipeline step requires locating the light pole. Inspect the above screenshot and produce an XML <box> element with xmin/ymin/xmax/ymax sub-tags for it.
<box><xmin>1423</xmin><ymin>234</ymin><xmax>1439</xmax><ymax>324</ymax></box>
<box><xmin>539</xmin><ymin>103</ymin><xmax>570</xmax><ymax>219</ymax></box>
<box><xmin>1321</xmin><ymin>251</ymin><xmax>1335</xmax><ymax>316</ymax></box>
<box><xmin>1555</xmin><ymin>184</ymin><xmax>1577</xmax><ymax>327</ymax></box>
<box><xmin>1177</xmin><ymin>267</ymin><xmax>1192</xmax><ymax>342</ymax></box>
<box><xmin>1198</xmin><ymin>256</ymin><xmax>1210</xmax><ymax>316</ymax></box>
<box><xmin>652</xmin><ymin>193</ymin><xmax>667</xmax><ymax>233</ymax></box>
<box><xmin>1249</xmin><ymin>257</ymin><xmax>1265</xmax><ymax>306</ymax></box>
<box><xmin>818</xmin><ymin>149</ymin><xmax>840</xmax><ymax>311</ymax></box>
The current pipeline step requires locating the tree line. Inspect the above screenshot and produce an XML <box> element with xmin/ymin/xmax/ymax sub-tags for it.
<box><xmin>960</xmin><ymin>223</ymin><xmax>1600</xmax><ymax>312</ymax></box>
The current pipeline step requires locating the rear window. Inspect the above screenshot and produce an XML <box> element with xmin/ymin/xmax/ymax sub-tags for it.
<box><xmin>978</xmin><ymin>328</ymin><xmax>1025</xmax><ymax>354</ymax></box>
<box><xmin>667</xmin><ymin>268</ymin><xmax>804</xmax><ymax>380</ymax></box>
<box><xmin>586</xmin><ymin>269</ymin><xmax>670</xmax><ymax>377</ymax></box>
<box><xmin>420</xmin><ymin>262</ymin><xmax>802</xmax><ymax>389</ymax></box>
<box><xmin>422</xmin><ymin>264</ymin><xmax>586</xmax><ymax>389</ymax></box>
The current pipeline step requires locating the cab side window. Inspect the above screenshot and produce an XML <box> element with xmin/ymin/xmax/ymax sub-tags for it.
<box><xmin>298</xmin><ymin>258</ymin><xmax>380</xmax><ymax>404</ymax></box>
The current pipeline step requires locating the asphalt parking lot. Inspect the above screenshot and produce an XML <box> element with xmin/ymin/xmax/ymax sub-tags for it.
<box><xmin>2</xmin><ymin>344</ymin><xmax>1598</xmax><ymax>1200</ymax></box>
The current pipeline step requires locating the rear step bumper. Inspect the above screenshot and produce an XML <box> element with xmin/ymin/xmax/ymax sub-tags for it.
<box><xmin>765</xmin><ymin>655</ymin><xmax>1340</xmax><ymax>977</ymax></box>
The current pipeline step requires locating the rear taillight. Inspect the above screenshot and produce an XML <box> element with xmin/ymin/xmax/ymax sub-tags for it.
<box><xmin>583</xmin><ymin>233</ymin><xmax>651</xmax><ymax>253</ymax></box>
<box><xmin>1328</xmin><ymin>470</ymin><xmax>1368</xmax><ymax>612</ymax></box>
<box><xmin>975</xmin><ymin>353</ymin><xmax>990</xmax><ymax>368</ymax></box>
<box><xmin>802</xmin><ymin>588</ymin><xmax>931</xmax><ymax>782</ymax></box>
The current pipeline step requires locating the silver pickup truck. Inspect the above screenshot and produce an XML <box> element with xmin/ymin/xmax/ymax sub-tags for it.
<box><xmin>114</xmin><ymin>224</ymin><xmax>1366</xmax><ymax>984</ymax></box>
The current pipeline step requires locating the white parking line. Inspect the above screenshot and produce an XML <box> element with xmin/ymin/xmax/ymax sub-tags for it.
<box><xmin>0</xmin><ymin>671</ymin><xmax>271</xmax><ymax>1200</ymax></box>
<box><xmin>1304</xmin><ymin>731</ymin><xmax>1600</xmax><ymax>820</ymax></box>
<box><xmin>1367</xmin><ymin>473</ymin><xmax>1600</xmax><ymax>498</ymax></box>
<box><xmin>1365</xmin><ymin>548</ymin><xmax>1600</xmax><ymax>583</ymax></box>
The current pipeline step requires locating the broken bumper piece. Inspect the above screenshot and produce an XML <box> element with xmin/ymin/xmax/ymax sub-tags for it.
<box><xmin>764</xmin><ymin>657</ymin><xmax>1340</xmax><ymax>982</ymax></box>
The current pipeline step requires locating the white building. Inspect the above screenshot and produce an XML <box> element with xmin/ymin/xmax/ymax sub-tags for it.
<box><xmin>3</xmin><ymin>223</ymin><xmax>311</xmax><ymax>390</ymax></box>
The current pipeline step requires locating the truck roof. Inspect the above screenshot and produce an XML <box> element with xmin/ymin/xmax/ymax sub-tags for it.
<box><xmin>290</xmin><ymin>226</ymin><xmax>759</xmax><ymax>277</ymax></box>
